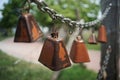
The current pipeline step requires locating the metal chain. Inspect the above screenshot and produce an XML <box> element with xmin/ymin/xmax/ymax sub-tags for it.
<box><xmin>97</xmin><ymin>45</ymin><xmax>112</xmax><ymax>80</ymax></box>
<box><xmin>30</xmin><ymin>0</ymin><xmax>112</xmax><ymax>28</ymax></box>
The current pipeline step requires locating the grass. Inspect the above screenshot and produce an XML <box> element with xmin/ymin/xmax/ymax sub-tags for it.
<box><xmin>0</xmin><ymin>50</ymin><xmax>98</xmax><ymax>80</ymax></box>
<box><xmin>0</xmin><ymin>50</ymin><xmax>53</xmax><ymax>80</ymax></box>
<box><xmin>58</xmin><ymin>64</ymin><xmax>97</xmax><ymax>80</ymax></box>
<box><xmin>86</xmin><ymin>43</ymin><xmax>100</xmax><ymax>50</ymax></box>
<box><xmin>0</xmin><ymin>33</ymin><xmax>13</xmax><ymax>41</ymax></box>
<box><xmin>0</xmin><ymin>35</ymin><xmax>8</xmax><ymax>41</ymax></box>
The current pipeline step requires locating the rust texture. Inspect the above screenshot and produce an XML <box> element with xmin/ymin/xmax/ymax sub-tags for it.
<box><xmin>98</xmin><ymin>25</ymin><xmax>107</xmax><ymax>43</ymax></box>
<box><xmin>38</xmin><ymin>38</ymin><xmax>71</xmax><ymax>71</ymax></box>
<box><xmin>70</xmin><ymin>40</ymin><xmax>90</xmax><ymax>63</ymax></box>
<box><xmin>14</xmin><ymin>13</ymin><xmax>42</xmax><ymax>42</ymax></box>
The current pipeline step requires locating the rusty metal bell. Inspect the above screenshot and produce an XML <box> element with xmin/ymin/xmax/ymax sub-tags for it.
<box><xmin>98</xmin><ymin>25</ymin><xmax>107</xmax><ymax>43</ymax></box>
<box><xmin>70</xmin><ymin>36</ymin><xmax>90</xmax><ymax>63</ymax></box>
<box><xmin>14</xmin><ymin>13</ymin><xmax>42</xmax><ymax>42</ymax></box>
<box><xmin>88</xmin><ymin>31</ymin><xmax>97</xmax><ymax>44</ymax></box>
<box><xmin>38</xmin><ymin>32</ymin><xmax>71</xmax><ymax>71</ymax></box>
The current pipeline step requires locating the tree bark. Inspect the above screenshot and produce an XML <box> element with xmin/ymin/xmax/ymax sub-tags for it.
<box><xmin>100</xmin><ymin>0</ymin><xmax>119</xmax><ymax>80</ymax></box>
<box><xmin>118</xmin><ymin>0</ymin><xmax>120</xmax><ymax>80</ymax></box>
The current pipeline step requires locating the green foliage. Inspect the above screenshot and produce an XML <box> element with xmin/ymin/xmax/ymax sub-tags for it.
<box><xmin>0</xmin><ymin>50</ymin><xmax>53</xmax><ymax>80</ymax></box>
<box><xmin>0</xmin><ymin>29</ymin><xmax>14</xmax><ymax>41</ymax></box>
<box><xmin>32</xmin><ymin>7</ymin><xmax>52</xmax><ymax>27</ymax></box>
<box><xmin>0</xmin><ymin>0</ymin><xmax>25</xmax><ymax>29</ymax></box>
<box><xmin>0</xmin><ymin>34</ymin><xmax>6</xmax><ymax>41</ymax></box>
<box><xmin>0</xmin><ymin>34</ymin><xmax>13</xmax><ymax>41</ymax></box>
<box><xmin>45</xmin><ymin>0</ymin><xmax>99</xmax><ymax>21</ymax></box>
<box><xmin>58</xmin><ymin>65</ymin><xmax>97</xmax><ymax>80</ymax></box>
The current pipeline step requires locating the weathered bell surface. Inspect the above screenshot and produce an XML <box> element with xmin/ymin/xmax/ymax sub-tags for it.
<box><xmin>98</xmin><ymin>25</ymin><xmax>107</xmax><ymax>43</ymax></box>
<box><xmin>38</xmin><ymin>32</ymin><xmax>71</xmax><ymax>71</ymax></box>
<box><xmin>14</xmin><ymin>13</ymin><xmax>42</xmax><ymax>42</ymax></box>
<box><xmin>70</xmin><ymin>36</ymin><xmax>90</xmax><ymax>63</ymax></box>
<box><xmin>88</xmin><ymin>33</ymin><xmax>97</xmax><ymax>44</ymax></box>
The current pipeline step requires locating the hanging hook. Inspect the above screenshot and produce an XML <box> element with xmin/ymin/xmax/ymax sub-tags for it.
<box><xmin>25</xmin><ymin>0</ymin><xmax>31</xmax><ymax>12</ymax></box>
<box><xmin>74</xmin><ymin>26</ymin><xmax>83</xmax><ymax>42</ymax></box>
<box><xmin>79</xmin><ymin>26</ymin><xmax>83</xmax><ymax>36</ymax></box>
<box><xmin>92</xmin><ymin>27</ymin><xmax>95</xmax><ymax>33</ymax></box>
<box><xmin>69</xmin><ymin>30</ymin><xmax>73</xmax><ymax>35</ymax></box>
<box><xmin>20</xmin><ymin>0</ymin><xmax>31</xmax><ymax>13</ymax></box>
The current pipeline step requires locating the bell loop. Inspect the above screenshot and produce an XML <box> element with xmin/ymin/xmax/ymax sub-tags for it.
<box><xmin>79</xmin><ymin>26</ymin><xmax>83</xmax><ymax>36</ymax></box>
<box><xmin>76</xmin><ymin>36</ymin><xmax>84</xmax><ymax>42</ymax></box>
<box><xmin>51</xmin><ymin>32</ymin><xmax>58</xmax><ymax>39</ymax></box>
